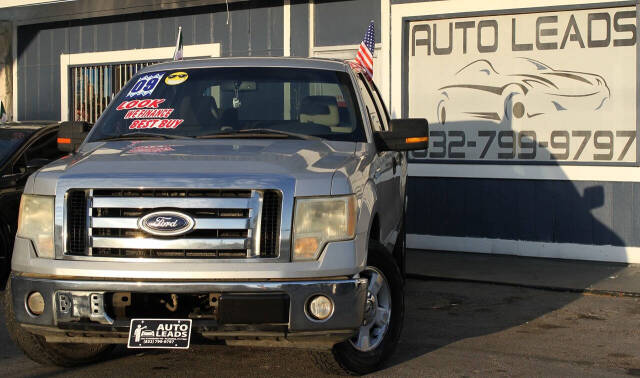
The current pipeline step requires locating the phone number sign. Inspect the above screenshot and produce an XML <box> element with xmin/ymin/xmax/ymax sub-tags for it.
<box><xmin>406</xmin><ymin>5</ymin><xmax>638</xmax><ymax>165</ymax></box>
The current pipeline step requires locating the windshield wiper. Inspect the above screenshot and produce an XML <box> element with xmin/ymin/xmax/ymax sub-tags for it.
<box><xmin>196</xmin><ymin>128</ymin><xmax>319</xmax><ymax>140</ymax></box>
<box><xmin>96</xmin><ymin>132</ymin><xmax>193</xmax><ymax>141</ymax></box>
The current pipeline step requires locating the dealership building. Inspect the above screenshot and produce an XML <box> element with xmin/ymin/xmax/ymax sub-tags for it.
<box><xmin>0</xmin><ymin>0</ymin><xmax>638</xmax><ymax>263</ymax></box>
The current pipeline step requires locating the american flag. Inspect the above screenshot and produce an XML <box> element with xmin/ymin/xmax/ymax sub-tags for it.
<box><xmin>356</xmin><ymin>21</ymin><xmax>375</xmax><ymax>79</ymax></box>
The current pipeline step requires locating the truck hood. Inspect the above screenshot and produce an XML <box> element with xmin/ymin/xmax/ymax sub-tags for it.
<box><xmin>30</xmin><ymin>139</ymin><xmax>362</xmax><ymax>196</ymax></box>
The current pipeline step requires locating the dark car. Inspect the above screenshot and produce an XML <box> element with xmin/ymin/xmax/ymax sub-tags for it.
<box><xmin>0</xmin><ymin>122</ymin><xmax>64</xmax><ymax>287</ymax></box>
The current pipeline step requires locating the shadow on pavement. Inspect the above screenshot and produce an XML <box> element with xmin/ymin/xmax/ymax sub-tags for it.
<box><xmin>386</xmin><ymin>279</ymin><xmax>582</xmax><ymax>369</ymax></box>
<box><xmin>397</xmin><ymin>116</ymin><xmax>631</xmax><ymax>369</ymax></box>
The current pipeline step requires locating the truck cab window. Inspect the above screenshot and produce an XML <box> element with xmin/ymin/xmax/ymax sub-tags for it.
<box><xmin>368</xmin><ymin>80</ymin><xmax>391</xmax><ymax>127</ymax></box>
<box><xmin>355</xmin><ymin>76</ymin><xmax>385</xmax><ymax>132</ymax></box>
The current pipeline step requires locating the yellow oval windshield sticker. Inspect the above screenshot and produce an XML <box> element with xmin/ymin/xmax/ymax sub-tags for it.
<box><xmin>165</xmin><ymin>71</ymin><xmax>188</xmax><ymax>85</ymax></box>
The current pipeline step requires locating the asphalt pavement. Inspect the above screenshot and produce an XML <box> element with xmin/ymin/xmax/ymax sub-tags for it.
<box><xmin>1</xmin><ymin>278</ymin><xmax>639</xmax><ymax>377</ymax></box>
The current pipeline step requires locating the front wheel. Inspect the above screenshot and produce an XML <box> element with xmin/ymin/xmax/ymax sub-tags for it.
<box><xmin>3</xmin><ymin>280</ymin><xmax>114</xmax><ymax>367</ymax></box>
<box><xmin>311</xmin><ymin>241</ymin><xmax>404</xmax><ymax>375</ymax></box>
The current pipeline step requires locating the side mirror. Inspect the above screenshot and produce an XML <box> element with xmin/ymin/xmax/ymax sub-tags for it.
<box><xmin>25</xmin><ymin>158</ymin><xmax>51</xmax><ymax>172</ymax></box>
<box><xmin>57</xmin><ymin>121</ymin><xmax>92</xmax><ymax>153</ymax></box>
<box><xmin>374</xmin><ymin>118</ymin><xmax>429</xmax><ymax>151</ymax></box>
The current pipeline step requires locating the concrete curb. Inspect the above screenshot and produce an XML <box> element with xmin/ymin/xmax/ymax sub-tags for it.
<box><xmin>407</xmin><ymin>249</ymin><xmax>640</xmax><ymax>296</ymax></box>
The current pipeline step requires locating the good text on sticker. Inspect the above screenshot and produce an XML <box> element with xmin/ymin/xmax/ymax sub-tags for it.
<box><xmin>117</xmin><ymin>99</ymin><xmax>166</xmax><ymax>110</ymax></box>
<box><xmin>129</xmin><ymin>119</ymin><xmax>184</xmax><ymax>129</ymax></box>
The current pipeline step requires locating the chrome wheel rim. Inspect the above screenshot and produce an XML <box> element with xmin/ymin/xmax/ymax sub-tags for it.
<box><xmin>350</xmin><ymin>266</ymin><xmax>392</xmax><ymax>352</ymax></box>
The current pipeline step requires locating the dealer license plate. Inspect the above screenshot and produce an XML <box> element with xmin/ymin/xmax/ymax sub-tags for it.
<box><xmin>127</xmin><ymin>319</ymin><xmax>192</xmax><ymax>349</ymax></box>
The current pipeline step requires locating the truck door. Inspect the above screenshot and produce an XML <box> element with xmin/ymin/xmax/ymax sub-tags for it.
<box><xmin>367</xmin><ymin>79</ymin><xmax>404</xmax><ymax>228</ymax></box>
<box><xmin>355</xmin><ymin>74</ymin><xmax>398</xmax><ymax>245</ymax></box>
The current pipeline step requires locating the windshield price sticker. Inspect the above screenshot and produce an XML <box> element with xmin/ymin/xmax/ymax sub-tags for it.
<box><xmin>117</xmin><ymin>99</ymin><xmax>166</xmax><ymax>110</ymax></box>
<box><xmin>126</xmin><ymin>73</ymin><xmax>165</xmax><ymax>98</ymax></box>
<box><xmin>129</xmin><ymin>119</ymin><xmax>184</xmax><ymax>129</ymax></box>
<box><xmin>127</xmin><ymin>145</ymin><xmax>176</xmax><ymax>154</ymax></box>
<box><xmin>128</xmin><ymin>319</ymin><xmax>192</xmax><ymax>349</ymax></box>
<box><xmin>124</xmin><ymin>108</ymin><xmax>174</xmax><ymax>119</ymax></box>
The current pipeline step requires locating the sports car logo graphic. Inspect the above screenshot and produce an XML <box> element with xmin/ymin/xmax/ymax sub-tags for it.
<box><xmin>436</xmin><ymin>58</ymin><xmax>610</xmax><ymax>125</ymax></box>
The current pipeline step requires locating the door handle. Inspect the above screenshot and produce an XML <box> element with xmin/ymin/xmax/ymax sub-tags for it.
<box><xmin>373</xmin><ymin>167</ymin><xmax>382</xmax><ymax>180</ymax></box>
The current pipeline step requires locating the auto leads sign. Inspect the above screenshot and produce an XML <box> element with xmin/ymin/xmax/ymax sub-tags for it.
<box><xmin>406</xmin><ymin>6</ymin><xmax>637</xmax><ymax>165</ymax></box>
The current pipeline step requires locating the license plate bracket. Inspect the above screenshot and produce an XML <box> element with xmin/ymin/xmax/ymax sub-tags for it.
<box><xmin>127</xmin><ymin>319</ymin><xmax>192</xmax><ymax>349</ymax></box>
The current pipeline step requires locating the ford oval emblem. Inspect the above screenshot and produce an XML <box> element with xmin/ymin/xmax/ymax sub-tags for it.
<box><xmin>139</xmin><ymin>211</ymin><xmax>195</xmax><ymax>236</ymax></box>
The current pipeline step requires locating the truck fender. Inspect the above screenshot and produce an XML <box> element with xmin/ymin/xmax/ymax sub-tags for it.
<box><xmin>359</xmin><ymin>178</ymin><xmax>385</xmax><ymax>266</ymax></box>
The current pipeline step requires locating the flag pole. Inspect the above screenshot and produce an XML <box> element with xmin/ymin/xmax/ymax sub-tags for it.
<box><xmin>173</xmin><ymin>26</ymin><xmax>183</xmax><ymax>61</ymax></box>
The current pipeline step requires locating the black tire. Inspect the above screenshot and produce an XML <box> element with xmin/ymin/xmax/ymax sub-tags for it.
<box><xmin>3</xmin><ymin>280</ymin><xmax>114</xmax><ymax>367</ymax></box>
<box><xmin>311</xmin><ymin>241</ymin><xmax>405</xmax><ymax>375</ymax></box>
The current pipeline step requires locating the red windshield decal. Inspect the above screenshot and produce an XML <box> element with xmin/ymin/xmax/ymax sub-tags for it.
<box><xmin>129</xmin><ymin>119</ymin><xmax>184</xmax><ymax>129</ymax></box>
<box><xmin>128</xmin><ymin>145</ymin><xmax>176</xmax><ymax>154</ymax></box>
<box><xmin>117</xmin><ymin>99</ymin><xmax>166</xmax><ymax>110</ymax></box>
<box><xmin>124</xmin><ymin>108</ymin><xmax>174</xmax><ymax>119</ymax></box>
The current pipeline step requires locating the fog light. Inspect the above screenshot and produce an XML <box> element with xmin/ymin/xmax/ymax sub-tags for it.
<box><xmin>307</xmin><ymin>295</ymin><xmax>334</xmax><ymax>321</ymax></box>
<box><xmin>27</xmin><ymin>292</ymin><xmax>45</xmax><ymax>316</ymax></box>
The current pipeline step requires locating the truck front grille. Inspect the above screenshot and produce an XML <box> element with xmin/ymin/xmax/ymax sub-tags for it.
<box><xmin>260</xmin><ymin>190</ymin><xmax>280</xmax><ymax>258</ymax></box>
<box><xmin>67</xmin><ymin>191</ymin><xmax>88</xmax><ymax>255</ymax></box>
<box><xmin>66</xmin><ymin>189</ymin><xmax>281</xmax><ymax>259</ymax></box>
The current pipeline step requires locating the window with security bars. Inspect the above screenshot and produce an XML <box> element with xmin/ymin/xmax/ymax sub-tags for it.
<box><xmin>70</xmin><ymin>61</ymin><xmax>161</xmax><ymax>123</ymax></box>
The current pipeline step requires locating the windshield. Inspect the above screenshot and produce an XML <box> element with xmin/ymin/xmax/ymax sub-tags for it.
<box><xmin>88</xmin><ymin>67</ymin><xmax>366</xmax><ymax>142</ymax></box>
<box><xmin>0</xmin><ymin>129</ymin><xmax>33</xmax><ymax>166</ymax></box>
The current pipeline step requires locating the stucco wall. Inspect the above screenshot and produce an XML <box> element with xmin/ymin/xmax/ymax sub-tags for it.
<box><xmin>0</xmin><ymin>21</ymin><xmax>12</xmax><ymax>121</ymax></box>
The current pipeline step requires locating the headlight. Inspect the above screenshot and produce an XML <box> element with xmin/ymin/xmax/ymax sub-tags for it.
<box><xmin>292</xmin><ymin>195</ymin><xmax>356</xmax><ymax>261</ymax></box>
<box><xmin>17</xmin><ymin>194</ymin><xmax>55</xmax><ymax>259</ymax></box>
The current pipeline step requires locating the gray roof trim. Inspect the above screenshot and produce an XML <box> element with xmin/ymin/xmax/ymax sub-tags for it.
<box><xmin>137</xmin><ymin>57</ymin><xmax>350</xmax><ymax>75</ymax></box>
<box><xmin>5</xmin><ymin>0</ymin><xmax>248</xmax><ymax>25</ymax></box>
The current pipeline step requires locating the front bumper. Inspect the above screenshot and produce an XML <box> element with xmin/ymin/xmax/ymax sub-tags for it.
<box><xmin>10</xmin><ymin>274</ymin><xmax>368</xmax><ymax>345</ymax></box>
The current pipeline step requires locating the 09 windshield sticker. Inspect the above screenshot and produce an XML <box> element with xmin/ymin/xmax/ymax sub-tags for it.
<box><xmin>126</xmin><ymin>72</ymin><xmax>165</xmax><ymax>98</ymax></box>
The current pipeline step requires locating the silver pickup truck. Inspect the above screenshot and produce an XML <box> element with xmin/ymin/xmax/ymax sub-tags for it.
<box><xmin>4</xmin><ymin>58</ymin><xmax>428</xmax><ymax>375</ymax></box>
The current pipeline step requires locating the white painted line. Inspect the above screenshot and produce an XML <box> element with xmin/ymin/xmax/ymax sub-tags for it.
<box><xmin>407</xmin><ymin>233</ymin><xmax>640</xmax><ymax>264</ymax></box>
<box><xmin>11</xmin><ymin>22</ymin><xmax>17</xmax><ymax>121</ymax></box>
<box><xmin>381</xmin><ymin>0</ymin><xmax>391</xmax><ymax>112</ymax></box>
<box><xmin>308</xmin><ymin>0</ymin><xmax>314</xmax><ymax>57</ymax></box>
<box><xmin>284</xmin><ymin>0</ymin><xmax>291</xmax><ymax>57</ymax></box>
<box><xmin>408</xmin><ymin>163</ymin><xmax>640</xmax><ymax>182</ymax></box>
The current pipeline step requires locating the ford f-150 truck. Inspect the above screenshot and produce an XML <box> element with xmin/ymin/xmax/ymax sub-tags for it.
<box><xmin>4</xmin><ymin>58</ymin><xmax>428</xmax><ymax>375</ymax></box>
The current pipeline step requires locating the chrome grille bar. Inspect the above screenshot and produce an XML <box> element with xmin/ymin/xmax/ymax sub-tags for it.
<box><xmin>91</xmin><ymin>237</ymin><xmax>248</xmax><ymax>250</ymax></box>
<box><xmin>91</xmin><ymin>217</ymin><xmax>250</xmax><ymax>230</ymax></box>
<box><xmin>92</xmin><ymin>197</ymin><xmax>251</xmax><ymax>209</ymax></box>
